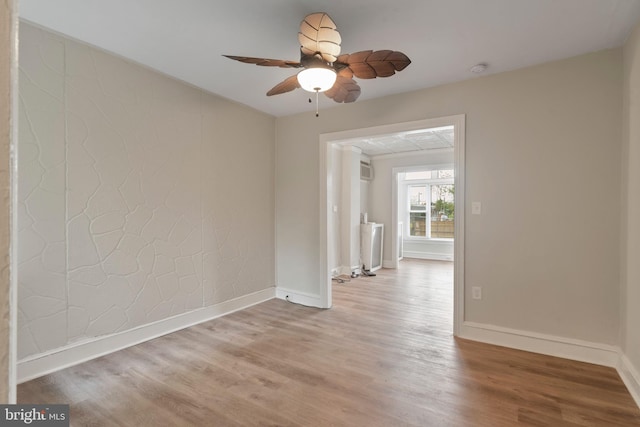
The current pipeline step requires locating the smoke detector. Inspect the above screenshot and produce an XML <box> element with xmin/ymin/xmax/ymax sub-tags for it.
<box><xmin>470</xmin><ymin>63</ymin><xmax>488</xmax><ymax>74</ymax></box>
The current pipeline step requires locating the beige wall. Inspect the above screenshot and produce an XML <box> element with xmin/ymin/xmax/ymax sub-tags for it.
<box><xmin>18</xmin><ymin>23</ymin><xmax>275</xmax><ymax>360</ymax></box>
<box><xmin>622</xmin><ymin>20</ymin><xmax>640</xmax><ymax>375</ymax></box>
<box><xmin>0</xmin><ymin>0</ymin><xmax>17</xmax><ymax>403</ymax></box>
<box><xmin>276</xmin><ymin>48</ymin><xmax>622</xmax><ymax>345</ymax></box>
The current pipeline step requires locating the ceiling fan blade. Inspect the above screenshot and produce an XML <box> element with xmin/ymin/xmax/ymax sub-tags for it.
<box><xmin>325</xmin><ymin>75</ymin><xmax>361</xmax><ymax>103</ymax></box>
<box><xmin>224</xmin><ymin>55</ymin><xmax>301</xmax><ymax>68</ymax></box>
<box><xmin>298</xmin><ymin>13</ymin><xmax>341</xmax><ymax>63</ymax></box>
<box><xmin>336</xmin><ymin>50</ymin><xmax>411</xmax><ymax>79</ymax></box>
<box><xmin>266</xmin><ymin>75</ymin><xmax>300</xmax><ymax>96</ymax></box>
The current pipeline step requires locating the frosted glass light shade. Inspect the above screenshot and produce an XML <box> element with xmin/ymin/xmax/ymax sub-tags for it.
<box><xmin>297</xmin><ymin>67</ymin><xmax>337</xmax><ymax>92</ymax></box>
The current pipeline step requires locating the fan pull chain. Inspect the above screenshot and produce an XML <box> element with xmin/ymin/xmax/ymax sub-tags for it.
<box><xmin>307</xmin><ymin>92</ymin><xmax>321</xmax><ymax>117</ymax></box>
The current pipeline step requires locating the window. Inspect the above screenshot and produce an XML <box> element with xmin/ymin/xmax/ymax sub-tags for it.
<box><xmin>405</xmin><ymin>171</ymin><xmax>431</xmax><ymax>180</ymax></box>
<box><xmin>409</xmin><ymin>185</ymin><xmax>428</xmax><ymax>236</ymax></box>
<box><xmin>430</xmin><ymin>184</ymin><xmax>454</xmax><ymax>238</ymax></box>
<box><xmin>403</xmin><ymin>169</ymin><xmax>454</xmax><ymax>239</ymax></box>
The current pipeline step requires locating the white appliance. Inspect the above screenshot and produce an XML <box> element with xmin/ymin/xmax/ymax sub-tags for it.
<box><xmin>361</xmin><ymin>223</ymin><xmax>384</xmax><ymax>272</ymax></box>
<box><xmin>360</xmin><ymin>161</ymin><xmax>373</xmax><ymax>181</ymax></box>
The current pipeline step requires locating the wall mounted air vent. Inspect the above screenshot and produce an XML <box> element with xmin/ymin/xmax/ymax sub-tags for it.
<box><xmin>360</xmin><ymin>161</ymin><xmax>373</xmax><ymax>181</ymax></box>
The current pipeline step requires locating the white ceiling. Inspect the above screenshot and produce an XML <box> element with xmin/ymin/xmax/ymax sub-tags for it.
<box><xmin>19</xmin><ymin>0</ymin><xmax>640</xmax><ymax>118</ymax></box>
<box><xmin>339</xmin><ymin>126</ymin><xmax>454</xmax><ymax>157</ymax></box>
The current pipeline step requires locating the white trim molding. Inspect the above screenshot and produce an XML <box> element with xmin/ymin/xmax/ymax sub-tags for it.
<box><xmin>452</xmin><ymin>115</ymin><xmax>465</xmax><ymax>338</ymax></box>
<box><xmin>275</xmin><ymin>287</ymin><xmax>324</xmax><ymax>308</ymax></box>
<box><xmin>618</xmin><ymin>354</ymin><xmax>640</xmax><ymax>408</ymax></box>
<box><xmin>461</xmin><ymin>321</ymin><xmax>640</xmax><ymax>408</ymax></box>
<box><xmin>17</xmin><ymin>288</ymin><xmax>276</xmax><ymax>383</ymax></box>
<box><xmin>4</xmin><ymin>0</ymin><xmax>19</xmax><ymax>403</ymax></box>
<box><xmin>459</xmin><ymin>321</ymin><xmax>620</xmax><ymax>367</ymax></box>
<box><xmin>403</xmin><ymin>252</ymin><xmax>454</xmax><ymax>262</ymax></box>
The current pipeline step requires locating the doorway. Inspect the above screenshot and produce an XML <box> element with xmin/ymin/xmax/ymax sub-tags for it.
<box><xmin>319</xmin><ymin>115</ymin><xmax>465</xmax><ymax>336</ymax></box>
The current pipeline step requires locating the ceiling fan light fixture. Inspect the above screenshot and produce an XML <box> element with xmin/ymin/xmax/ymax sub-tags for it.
<box><xmin>224</xmin><ymin>12</ymin><xmax>411</xmax><ymax>111</ymax></box>
<box><xmin>297</xmin><ymin>67</ymin><xmax>337</xmax><ymax>93</ymax></box>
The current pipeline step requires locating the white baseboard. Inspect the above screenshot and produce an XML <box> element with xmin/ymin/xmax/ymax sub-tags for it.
<box><xmin>382</xmin><ymin>259</ymin><xmax>395</xmax><ymax>268</ymax></box>
<box><xmin>276</xmin><ymin>287</ymin><xmax>323</xmax><ymax>308</ymax></box>
<box><xmin>618</xmin><ymin>354</ymin><xmax>640</xmax><ymax>408</ymax></box>
<box><xmin>403</xmin><ymin>251</ymin><xmax>453</xmax><ymax>261</ymax></box>
<box><xmin>17</xmin><ymin>287</ymin><xmax>276</xmax><ymax>383</ymax></box>
<box><xmin>332</xmin><ymin>266</ymin><xmax>361</xmax><ymax>276</ymax></box>
<box><xmin>461</xmin><ymin>322</ymin><xmax>640</xmax><ymax>409</ymax></box>
<box><xmin>459</xmin><ymin>321</ymin><xmax>620</xmax><ymax>367</ymax></box>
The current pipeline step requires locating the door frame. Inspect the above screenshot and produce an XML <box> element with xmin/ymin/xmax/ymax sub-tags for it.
<box><xmin>319</xmin><ymin>114</ymin><xmax>465</xmax><ymax>336</ymax></box>
<box><xmin>2</xmin><ymin>0</ymin><xmax>19</xmax><ymax>402</ymax></box>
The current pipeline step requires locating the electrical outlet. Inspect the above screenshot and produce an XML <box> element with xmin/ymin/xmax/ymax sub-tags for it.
<box><xmin>472</xmin><ymin>286</ymin><xmax>482</xmax><ymax>300</ymax></box>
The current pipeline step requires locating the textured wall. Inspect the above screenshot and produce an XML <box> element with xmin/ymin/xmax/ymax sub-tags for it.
<box><xmin>18</xmin><ymin>23</ymin><xmax>275</xmax><ymax>360</ymax></box>
<box><xmin>18</xmin><ymin>23</ymin><xmax>67</xmax><ymax>358</ymax></box>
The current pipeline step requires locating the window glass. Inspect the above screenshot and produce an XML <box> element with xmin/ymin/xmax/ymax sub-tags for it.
<box><xmin>430</xmin><ymin>184</ymin><xmax>455</xmax><ymax>239</ymax></box>
<box><xmin>431</xmin><ymin>184</ymin><xmax>454</xmax><ymax>220</ymax></box>
<box><xmin>438</xmin><ymin>169</ymin><xmax>454</xmax><ymax>179</ymax></box>
<box><xmin>409</xmin><ymin>212</ymin><xmax>427</xmax><ymax>237</ymax></box>
<box><xmin>405</xmin><ymin>171</ymin><xmax>431</xmax><ymax>180</ymax></box>
<box><xmin>409</xmin><ymin>186</ymin><xmax>427</xmax><ymax>211</ymax></box>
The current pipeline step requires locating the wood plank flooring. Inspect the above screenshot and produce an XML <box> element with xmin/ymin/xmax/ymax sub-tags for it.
<box><xmin>18</xmin><ymin>259</ymin><xmax>640</xmax><ymax>426</ymax></box>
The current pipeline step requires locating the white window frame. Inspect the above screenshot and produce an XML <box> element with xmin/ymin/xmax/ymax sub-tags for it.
<box><xmin>401</xmin><ymin>168</ymin><xmax>454</xmax><ymax>241</ymax></box>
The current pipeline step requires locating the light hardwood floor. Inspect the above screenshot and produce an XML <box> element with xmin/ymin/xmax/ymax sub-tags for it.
<box><xmin>18</xmin><ymin>259</ymin><xmax>640</xmax><ymax>426</ymax></box>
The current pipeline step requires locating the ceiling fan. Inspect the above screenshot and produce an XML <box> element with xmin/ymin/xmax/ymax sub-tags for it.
<box><xmin>224</xmin><ymin>12</ymin><xmax>411</xmax><ymax>115</ymax></box>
